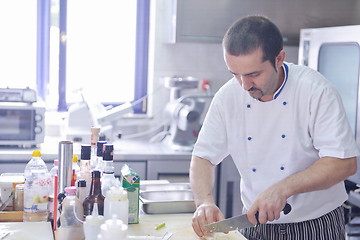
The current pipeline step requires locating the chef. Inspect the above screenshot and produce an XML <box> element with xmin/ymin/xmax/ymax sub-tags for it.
<box><xmin>190</xmin><ymin>15</ymin><xmax>359</xmax><ymax>240</ymax></box>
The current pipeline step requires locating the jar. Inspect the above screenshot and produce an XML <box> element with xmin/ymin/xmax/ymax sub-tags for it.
<box><xmin>14</xmin><ymin>183</ymin><xmax>24</xmax><ymax>211</ymax></box>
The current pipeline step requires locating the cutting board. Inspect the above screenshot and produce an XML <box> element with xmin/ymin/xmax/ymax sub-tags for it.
<box><xmin>128</xmin><ymin>214</ymin><xmax>247</xmax><ymax>240</ymax></box>
<box><xmin>0</xmin><ymin>222</ymin><xmax>54</xmax><ymax>240</ymax></box>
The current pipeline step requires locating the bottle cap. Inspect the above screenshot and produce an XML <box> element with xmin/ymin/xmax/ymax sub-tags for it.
<box><xmin>81</xmin><ymin>145</ymin><xmax>91</xmax><ymax>160</ymax></box>
<box><xmin>103</xmin><ymin>144</ymin><xmax>114</xmax><ymax>161</ymax></box>
<box><xmin>100</xmin><ymin>216</ymin><xmax>128</xmax><ymax>238</ymax></box>
<box><xmin>77</xmin><ymin>179</ymin><xmax>86</xmax><ymax>187</ymax></box>
<box><xmin>65</xmin><ymin>186</ymin><xmax>77</xmax><ymax>195</ymax></box>
<box><xmin>32</xmin><ymin>150</ymin><xmax>42</xmax><ymax>157</ymax></box>
<box><xmin>85</xmin><ymin>202</ymin><xmax>105</xmax><ymax>225</ymax></box>
<box><xmin>54</xmin><ymin>159</ymin><xmax>59</xmax><ymax>166</ymax></box>
<box><xmin>92</xmin><ymin>170</ymin><xmax>101</xmax><ymax>178</ymax></box>
<box><xmin>72</xmin><ymin>155</ymin><xmax>78</xmax><ymax>163</ymax></box>
<box><xmin>97</xmin><ymin>141</ymin><xmax>107</xmax><ymax>157</ymax></box>
<box><xmin>106</xmin><ymin>186</ymin><xmax>127</xmax><ymax>201</ymax></box>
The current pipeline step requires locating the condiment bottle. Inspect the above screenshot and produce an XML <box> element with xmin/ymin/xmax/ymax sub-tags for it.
<box><xmin>84</xmin><ymin>203</ymin><xmax>105</xmax><ymax>240</ymax></box>
<box><xmin>71</xmin><ymin>155</ymin><xmax>80</xmax><ymax>186</ymax></box>
<box><xmin>104</xmin><ymin>186</ymin><xmax>128</xmax><ymax>225</ymax></box>
<box><xmin>23</xmin><ymin>150</ymin><xmax>52</xmax><ymax>222</ymax></box>
<box><xmin>83</xmin><ymin>170</ymin><xmax>105</xmax><ymax>216</ymax></box>
<box><xmin>79</xmin><ymin>145</ymin><xmax>92</xmax><ymax>195</ymax></box>
<box><xmin>101</xmin><ymin>144</ymin><xmax>118</xmax><ymax>195</ymax></box>
<box><xmin>76</xmin><ymin>179</ymin><xmax>87</xmax><ymax>204</ymax></box>
<box><xmin>59</xmin><ymin>186</ymin><xmax>84</xmax><ymax>227</ymax></box>
<box><xmin>90</xmin><ymin>127</ymin><xmax>101</xmax><ymax>169</ymax></box>
<box><xmin>96</xmin><ymin>141</ymin><xmax>107</xmax><ymax>171</ymax></box>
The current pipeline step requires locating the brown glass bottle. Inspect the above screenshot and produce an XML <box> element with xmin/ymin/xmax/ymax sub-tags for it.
<box><xmin>82</xmin><ymin>170</ymin><xmax>105</xmax><ymax>216</ymax></box>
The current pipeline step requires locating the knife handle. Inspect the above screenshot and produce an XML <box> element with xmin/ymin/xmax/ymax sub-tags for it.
<box><xmin>255</xmin><ymin>203</ymin><xmax>292</xmax><ymax>224</ymax></box>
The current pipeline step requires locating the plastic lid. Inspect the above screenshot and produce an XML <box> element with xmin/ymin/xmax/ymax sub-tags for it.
<box><xmin>103</xmin><ymin>144</ymin><xmax>114</xmax><ymax>161</ymax></box>
<box><xmin>97</xmin><ymin>141</ymin><xmax>107</xmax><ymax>157</ymax></box>
<box><xmin>81</xmin><ymin>145</ymin><xmax>91</xmax><ymax>160</ymax></box>
<box><xmin>85</xmin><ymin>203</ymin><xmax>105</xmax><ymax>225</ymax></box>
<box><xmin>92</xmin><ymin>170</ymin><xmax>101</xmax><ymax>178</ymax></box>
<box><xmin>32</xmin><ymin>150</ymin><xmax>42</xmax><ymax>157</ymax></box>
<box><xmin>72</xmin><ymin>155</ymin><xmax>78</xmax><ymax>163</ymax></box>
<box><xmin>77</xmin><ymin>179</ymin><xmax>86</xmax><ymax>187</ymax></box>
<box><xmin>65</xmin><ymin>186</ymin><xmax>77</xmax><ymax>195</ymax></box>
<box><xmin>54</xmin><ymin>159</ymin><xmax>59</xmax><ymax>166</ymax></box>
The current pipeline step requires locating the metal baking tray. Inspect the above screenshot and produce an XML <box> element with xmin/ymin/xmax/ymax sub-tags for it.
<box><xmin>140</xmin><ymin>183</ymin><xmax>191</xmax><ymax>192</ymax></box>
<box><xmin>140</xmin><ymin>189</ymin><xmax>196</xmax><ymax>214</ymax></box>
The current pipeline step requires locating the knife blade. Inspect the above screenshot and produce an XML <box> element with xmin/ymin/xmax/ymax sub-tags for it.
<box><xmin>205</xmin><ymin>203</ymin><xmax>292</xmax><ymax>232</ymax></box>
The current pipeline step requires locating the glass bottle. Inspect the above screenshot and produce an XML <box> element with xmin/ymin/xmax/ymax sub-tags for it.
<box><xmin>95</xmin><ymin>141</ymin><xmax>107</xmax><ymax>171</ymax></box>
<box><xmin>90</xmin><ymin>127</ymin><xmax>100</xmax><ymax>169</ymax></box>
<box><xmin>79</xmin><ymin>145</ymin><xmax>92</xmax><ymax>195</ymax></box>
<box><xmin>23</xmin><ymin>150</ymin><xmax>52</xmax><ymax>222</ymax></box>
<box><xmin>101</xmin><ymin>144</ymin><xmax>119</xmax><ymax>196</ymax></box>
<box><xmin>83</xmin><ymin>170</ymin><xmax>105</xmax><ymax>216</ymax></box>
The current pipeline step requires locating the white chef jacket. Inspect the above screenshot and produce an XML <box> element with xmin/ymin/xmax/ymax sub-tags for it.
<box><xmin>193</xmin><ymin>62</ymin><xmax>360</xmax><ymax>223</ymax></box>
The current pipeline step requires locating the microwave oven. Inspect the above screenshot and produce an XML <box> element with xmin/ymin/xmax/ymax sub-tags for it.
<box><xmin>0</xmin><ymin>103</ymin><xmax>45</xmax><ymax>147</ymax></box>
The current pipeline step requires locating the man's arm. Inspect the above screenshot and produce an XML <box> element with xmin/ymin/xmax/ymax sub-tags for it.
<box><xmin>247</xmin><ymin>156</ymin><xmax>357</xmax><ymax>224</ymax></box>
<box><xmin>190</xmin><ymin>155</ymin><xmax>224</xmax><ymax>237</ymax></box>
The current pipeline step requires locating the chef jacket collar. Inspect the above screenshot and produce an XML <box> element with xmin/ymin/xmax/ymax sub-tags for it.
<box><xmin>273</xmin><ymin>63</ymin><xmax>289</xmax><ymax>99</ymax></box>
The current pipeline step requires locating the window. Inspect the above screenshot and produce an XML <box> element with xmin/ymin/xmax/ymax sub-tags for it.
<box><xmin>0</xmin><ymin>0</ymin><xmax>149</xmax><ymax>114</ymax></box>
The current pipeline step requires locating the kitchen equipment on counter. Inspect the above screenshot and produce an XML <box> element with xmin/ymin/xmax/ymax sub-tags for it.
<box><xmin>205</xmin><ymin>203</ymin><xmax>292</xmax><ymax>232</ymax></box>
<box><xmin>139</xmin><ymin>181</ymin><xmax>196</xmax><ymax>214</ymax></box>
<box><xmin>0</xmin><ymin>87</ymin><xmax>45</xmax><ymax>148</ymax></box>
<box><xmin>161</xmin><ymin>76</ymin><xmax>213</xmax><ymax>151</ymax></box>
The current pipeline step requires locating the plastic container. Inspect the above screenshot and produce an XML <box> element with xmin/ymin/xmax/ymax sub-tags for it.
<box><xmin>104</xmin><ymin>186</ymin><xmax>129</xmax><ymax>225</ymax></box>
<box><xmin>59</xmin><ymin>186</ymin><xmax>84</xmax><ymax>227</ymax></box>
<box><xmin>23</xmin><ymin>150</ymin><xmax>52</xmax><ymax>222</ymax></box>
<box><xmin>76</xmin><ymin>179</ymin><xmax>87</xmax><ymax>204</ymax></box>
<box><xmin>84</xmin><ymin>203</ymin><xmax>105</xmax><ymax>240</ymax></box>
<box><xmin>71</xmin><ymin>155</ymin><xmax>80</xmax><ymax>186</ymax></box>
<box><xmin>101</xmin><ymin>144</ymin><xmax>119</xmax><ymax>195</ymax></box>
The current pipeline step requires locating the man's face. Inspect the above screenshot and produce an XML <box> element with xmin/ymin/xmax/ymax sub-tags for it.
<box><xmin>224</xmin><ymin>48</ymin><xmax>284</xmax><ymax>102</ymax></box>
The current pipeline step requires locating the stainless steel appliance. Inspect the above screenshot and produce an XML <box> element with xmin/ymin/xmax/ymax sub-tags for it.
<box><xmin>298</xmin><ymin>25</ymin><xmax>360</xmax><ymax>185</ymax></box>
<box><xmin>0</xmin><ymin>88</ymin><xmax>45</xmax><ymax>147</ymax></box>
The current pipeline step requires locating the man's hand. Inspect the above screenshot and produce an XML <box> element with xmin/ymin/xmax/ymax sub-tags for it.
<box><xmin>192</xmin><ymin>203</ymin><xmax>225</xmax><ymax>238</ymax></box>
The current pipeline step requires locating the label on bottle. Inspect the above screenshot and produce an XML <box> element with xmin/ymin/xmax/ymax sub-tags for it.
<box><xmin>24</xmin><ymin>174</ymin><xmax>52</xmax><ymax>213</ymax></box>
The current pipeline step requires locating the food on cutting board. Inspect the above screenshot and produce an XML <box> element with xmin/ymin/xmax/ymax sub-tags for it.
<box><xmin>204</xmin><ymin>231</ymin><xmax>247</xmax><ymax>240</ymax></box>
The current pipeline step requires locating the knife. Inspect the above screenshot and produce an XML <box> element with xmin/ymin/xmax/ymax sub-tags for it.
<box><xmin>205</xmin><ymin>203</ymin><xmax>292</xmax><ymax>232</ymax></box>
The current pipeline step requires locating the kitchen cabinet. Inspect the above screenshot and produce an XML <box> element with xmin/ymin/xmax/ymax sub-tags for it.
<box><xmin>218</xmin><ymin>155</ymin><xmax>243</xmax><ymax>218</ymax></box>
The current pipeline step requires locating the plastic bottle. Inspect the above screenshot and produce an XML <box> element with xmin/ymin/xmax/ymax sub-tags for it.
<box><xmin>71</xmin><ymin>155</ymin><xmax>80</xmax><ymax>186</ymax></box>
<box><xmin>104</xmin><ymin>186</ymin><xmax>128</xmax><ymax>225</ymax></box>
<box><xmin>59</xmin><ymin>186</ymin><xmax>84</xmax><ymax>227</ymax></box>
<box><xmin>49</xmin><ymin>159</ymin><xmax>59</xmax><ymax>197</ymax></box>
<box><xmin>23</xmin><ymin>150</ymin><xmax>52</xmax><ymax>222</ymax></box>
<box><xmin>101</xmin><ymin>144</ymin><xmax>119</xmax><ymax>195</ymax></box>
<box><xmin>83</xmin><ymin>170</ymin><xmax>105</xmax><ymax>216</ymax></box>
<box><xmin>95</xmin><ymin>141</ymin><xmax>107</xmax><ymax>171</ymax></box>
<box><xmin>90</xmin><ymin>127</ymin><xmax>101</xmax><ymax>169</ymax></box>
<box><xmin>76</xmin><ymin>179</ymin><xmax>87</xmax><ymax>204</ymax></box>
<box><xmin>84</xmin><ymin>203</ymin><xmax>105</xmax><ymax>240</ymax></box>
<box><xmin>79</xmin><ymin>145</ymin><xmax>92</xmax><ymax>195</ymax></box>
<box><xmin>97</xmin><ymin>216</ymin><xmax>128</xmax><ymax>240</ymax></box>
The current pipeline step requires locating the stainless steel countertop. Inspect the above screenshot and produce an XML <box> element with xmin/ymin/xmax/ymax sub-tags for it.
<box><xmin>0</xmin><ymin>137</ymin><xmax>192</xmax><ymax>162</ymax></box>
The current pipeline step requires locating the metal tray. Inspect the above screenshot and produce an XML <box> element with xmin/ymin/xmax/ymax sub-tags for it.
<box><xmin>140</xmin><ymin>183</ymin><xmax>191</xmax><ymax>192</ymax></box>
<box><xmin>140</xmin><ymin>190</ymin><xmax>196</xmax><ymax>214</ymax></box>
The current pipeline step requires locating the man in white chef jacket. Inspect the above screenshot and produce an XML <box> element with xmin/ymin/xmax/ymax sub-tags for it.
<box><xmin>190</xmin><ymin>15</ymin><xmax>359</xmax><ymax>240</ymax></box>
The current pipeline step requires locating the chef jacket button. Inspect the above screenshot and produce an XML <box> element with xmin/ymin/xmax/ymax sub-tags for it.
<box><xmin>280</xmin><ymin>166</ymin><xmax>285</xmax><ymax>170</ymax></box>
<box><xmin>252</xmin><ymin>168</ymin><xmax>257</xmax><ymax>172</ymax></box>
<box><xmin>246</xmin><ymin>104</ymin><xmax>251</xmax><ymax>108</ymax></box>
<box><xmin>283</xmin><ymin>101</ymin><xmax>287</xmax><ymax>105</ymax></box>
<box><xmin>281</xmin><ymin>134</ymin><xmax>286</xmax><ymax>138</ymax></box>
<box><xmin>247</xmin><ymin>137</ymin><xmax>252</xmax><ymax>141</ymax></box>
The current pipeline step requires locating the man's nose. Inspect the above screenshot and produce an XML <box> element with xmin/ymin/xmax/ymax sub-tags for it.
<box><xmin>240</xmin><ymin>76</ymin><xmax>253</xmax><ymax>91</ymax></box>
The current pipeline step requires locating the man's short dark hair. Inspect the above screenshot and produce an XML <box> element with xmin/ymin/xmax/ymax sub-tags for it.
<box><xmin>222</xmin><ymin>15</ymin><xmax>283</xmax><ymax>69</ymax></box>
